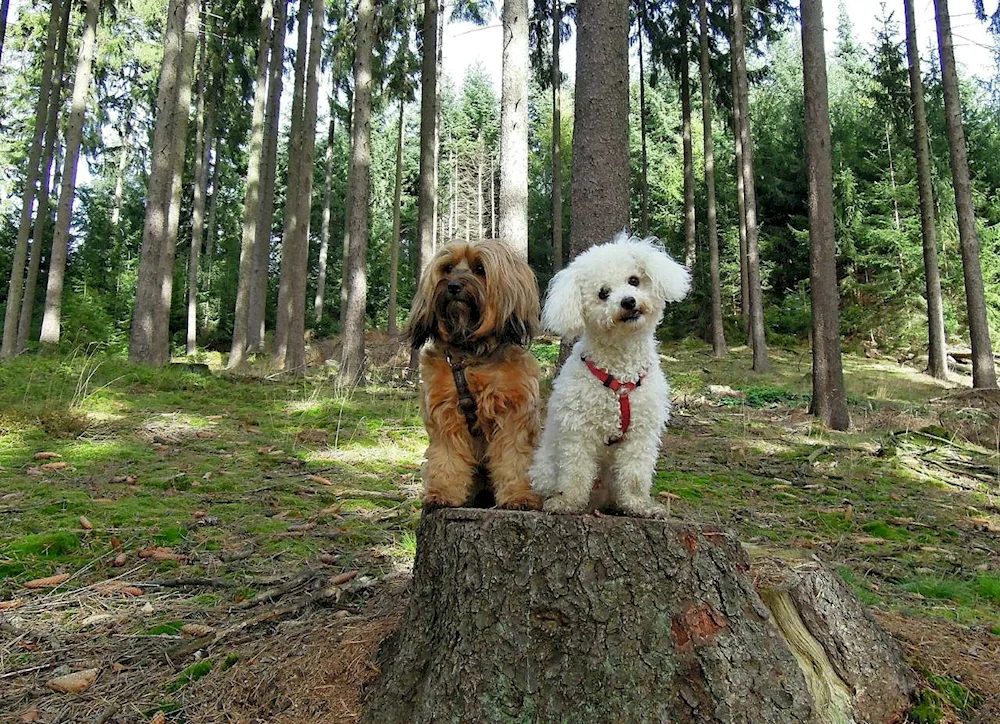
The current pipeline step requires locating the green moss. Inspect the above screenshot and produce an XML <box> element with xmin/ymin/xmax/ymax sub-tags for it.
<box><xmin>165</xmin><ymin>659</ymin><xmax>214</xmax><ymax>692</ymax></box>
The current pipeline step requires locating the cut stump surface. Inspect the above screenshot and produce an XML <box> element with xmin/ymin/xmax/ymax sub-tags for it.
<box><xmin>363</xmin><ymin>508</ymin><xmax>913</xmax><ymax>723</ymax></box>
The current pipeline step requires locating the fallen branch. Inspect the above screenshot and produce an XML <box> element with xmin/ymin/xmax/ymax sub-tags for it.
<box><xmin>332</xmin><ymin>489</ymin><xmax>409</xmax><ymax>502</ymax></box>
<box><xmin>141</xmin><ymin>577</ymin><xmax>234</xmax><ymax>589</ymax></box>
<box><xmin>235</xmin><ymin>567</ymin><xmax>319</xmax><ymax>610</ymax></box>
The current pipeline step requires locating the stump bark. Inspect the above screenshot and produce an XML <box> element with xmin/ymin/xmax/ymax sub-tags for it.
<box><xmin>363</xmin><ymin>509</ymin><xmax>913</xmax><ymax>723</ymax></box>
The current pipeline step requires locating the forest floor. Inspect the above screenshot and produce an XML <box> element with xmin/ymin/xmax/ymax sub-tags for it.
<box><xmin>1</xmin><ymin>336</ymin><xmax>999</xmax><ymax>723</ymax></box>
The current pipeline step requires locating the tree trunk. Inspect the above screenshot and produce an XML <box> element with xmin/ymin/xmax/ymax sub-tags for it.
<box><xmin>340</xmin><ymin>102</ymin><xmax>354</xmax><ymax>331</ymax></box>
<box><xmin>0</xmin><ymin>0</ymin><xmax>11</xmax><ymax>66</ymax></box>
<box><xmin>1</xmin><ymin>0</ymin><xmax>63</xmax><ymax>358</ymax></box>
<box><xmin>228</xmin><ymin>0</ymin><xmax>273</xmax><ymax>369</ymax></box>
<box><xmin>129</xmin><ymin>0</ymin><xmax>198</xmax><ymax>364</ymax></box>
<box><xmin>933</xmin><ymin>0</ymin><xmax>997</xmax><ymax>388</ymax></box>
<box><xmin>339</xmin><ymin>0</ymin><xmax>375</xmax><ymax>383</ymax></box>
<box><xmin>499</xmin><ymin>0</ymin><xmax>529</xmax><ymax>257</ymax></box>
<box><xmin>490</xmin><ymin>154</ymin><xmax>496</xmax><ymax>238</ymax></box>
<box><xmin>274</xmin><ymin>0</ymin><xmax>323</xmax><ymax>373</ymax></box>
<box><xmin>801</xmin><ymin>0</ymin><xmax>850</xmax><ymax>431</ymax></box>
<box><xmin>638</xmin><ymin>3</ymin><xmax>649</xmax><ymax>238</ymax></box>
<box><xmin>432</xmin><ymin>9</ymin><xmax>444</xmax><ymax>252</ymax></box>
<box><xmin>551</xmin><ymin>0</ymin><xmax>563</xmax><ymax>270</ymax></box>
<box><xmin>362</xmin><ymin>509</ymin><xmax>914</xmax><ymax>723</ymax></box>
<box><xmin>732</xmin><ymin>66</ymin><xmax>749</xmax><ymax>332</ymax></box>
<box><xmin>248</xmin><ymin>0</ymin><xmax>288</xmax><ymax>354</ymax></box>
<box><xmin>732</xmin><ymin>0</ymin><xmax>769</xmax><ymax>372</ymax></box>
<box><xmin>16</xmin><ymin>0</ymin><xmax>72</xmax><ymax>353</ymax></box>
<box><xmin>314</xmin><ymin>110</ymin><xmax>335</xmax><ymax>322</ymax></box>
<box><xmin>560</xmin><ymin>0</ymin><xmax>630</xmax><ymax>364</ymax></box>
<box><xmin>39</xmin><ymin>0</ymin><xmax>100</xmax><ymax>345</ymax></box>
<box><xmin>681</xmin><ymin>20</ymin><xmax>696</xmax><ymax>270</ymax></box>
<box><xmin>477</xmin><ymin>134</ymin><xmax>484</xmax><ymax>237</ymax></box>
<box><xmin>410</xmin><ymin>0</ymin><xmax>439</xmax><ymax>375</ymax></box>
<box><xmin>700</xmin><ymin>0</ymin><xmax>726</xmax><ymax>358</ymax></box>
<box><xmin>388</xmin><ymin>100</ymin><xmax>404</xmax><ymax>336</ymax></box>
<box><xmin>903</xmin><ymin>0</ymin><xmax>948</xmax><ymax>381</ymax></box>
<box><xmin>273</xmin><ymin>0</ymin><xmax>310</xmax><ymax>369</ymax></box>
<box><xmin>186</xmin><ymin>18</ymin><xmax>214</xmax><ymax>356</ymax></box>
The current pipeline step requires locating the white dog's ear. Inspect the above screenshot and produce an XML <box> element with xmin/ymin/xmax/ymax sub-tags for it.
<box><xmin>640</xmin><ymin>239</ymin><xmax>691</xmax><ymax>302</ymax></box>
<box><xmin>542</xmin><ymin>266</ymin><xmax>584</xmax><ymax>337</ymax></box>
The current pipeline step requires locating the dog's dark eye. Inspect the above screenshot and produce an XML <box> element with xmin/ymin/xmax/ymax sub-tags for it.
<box><xmin>598</xmin><ymin>287</ymin><xmax>611</xmax><ymax>301</ymax></box>
<box><xmin>443</xmin><ymin>263</ymin><xmax>454</xmax><ymax>274</ymax></box>
<box><xmin>628</xmin><ymin>275</ymin><xmax>640</xmax><ymax>287</ymax></box>
<box><xmin>473</xmin><ymin>263</ymin><xmax>486</xmax><ymax>277</ymax></box>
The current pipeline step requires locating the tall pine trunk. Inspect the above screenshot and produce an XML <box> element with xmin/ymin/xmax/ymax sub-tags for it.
<box><xmin>477</xmin><ymin>134</ymin><xmax>484</xmax><ymax>236</ymax></box>
<box><xmin>228</xmin><ymin>0</ymin><xmax>274</xmax><ymax>368</ymax></box>
<box><xmin>39</xmin><ymin>0</ymin><xmax>100</xmax><ymax>345</ymax></box>
<box><xmin>248</xmin><ymin>0</ymin><xmax>287</xmax><ymax>353</ymax></box>
<box><xmin>339</xmin><ymin>101</ymin><xmax>354</xmax><ymax>331</ymax></box>
<box><xmin>700</xmin><ymin>0</ymin><xmax>726</xmax><ymax>358</ymax></box>
<box><xmin>801</xmin><ymin>0</ymin><xmax>850</xmax><ymax>430</ymax></box>
<box><xmin>1</xmin><ymin>0</ymin><xmax>62</xmax><ymax>358</ymax></box>
<box><xmin>732</xmin><ymin>0</ymin><xmax>769</xmax><ymax>371</ymax></box>
<box><xmin>0</xmin><ymin>0</ymin><xmax>10</xmax><ymax>65</ymax></box>
<box><xmin>340</xmin><ymin>0</ymin><xmax>375</xmax><ymax>382</ymax></box>
<box><xmin>17</xmin><ymin>0</ymin><xmax>72</xmax><ymax>353</ymax></box>
<box><xmin>732</xmin><ymin>65</ymin><xmax>749</xmax><ymax>332</ymax></box>
<box><xmin>410</xmin><ymin>0</ymin><xmax>439</xmax><ymax>375</ymax></box>
<box><xmin>638</xmin><ymin>0</ymin><xmax>649</xmax><ymax>237</ymax></box>
<box><xmin>129</xmin><ymin>0</ymin><xmax>199</xmax><ymax>364</ymax></box>
<box><xmin>186</xmin><ymin>19</ymin><xmax>215</xmax><ymax>356</ymax></box>
<box><xmin>388</xmin><ymin>99</ymin><xmax>404</xmax><ymax>335</ymax></box>
<box><xmin>284</xmin><ymin>0</ymin><xmax>324</xmax><ymax>372</ymax></box>
<box><xmin>681</xmin><ymin>20</ymin><xmax>696</xmax><ymax>269</ymax></box>
<box><xmin>903</xmin><ymin>0</ymin><xmax>947</xmax><ymax>380</ymax></box>
<box><xmin>273</xmin><ymin>0</ymin><xmax>310</xmax><ymax>368</ymax></box>
<box><xmin>314</xmin><ymin>110</ymin><xmax>335</xmax><ymax>322</ymax></box>
<box><xmin>551</xmin><ymin>0</ymin><xmax>563</xmax><ymax>270</ymax></box>
<box><xmin>933</xmin><ymin>0</ymin><xmax>997</xmax><ymax>388</ymax></box>
<box><xmin>499</xmin><ymin>0</ymin><xmax>529</xmax><ymax>257</ymax></box>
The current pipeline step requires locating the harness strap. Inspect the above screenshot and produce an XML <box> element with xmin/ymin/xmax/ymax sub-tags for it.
<box><xmin>583</xmin><ymin>356</ymin><xmax>646</xmax><ymax>445</ymax></box>
<box><xmin>448</xmin><ymin>356</ymin><xmax>481</xmax><ymax>438</ymax></box>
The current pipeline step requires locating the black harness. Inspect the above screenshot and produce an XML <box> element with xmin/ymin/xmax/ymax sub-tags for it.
<box><xmin>447</xmin><ymin>355</ymin><xmax>481</xmax><ymax>438</ymax></box>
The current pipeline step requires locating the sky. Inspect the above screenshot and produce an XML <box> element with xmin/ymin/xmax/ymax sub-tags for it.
<box><xmin>441</xmin><ymin>0</ymin><xmax>998</xmax><ymax>91</ymax></box>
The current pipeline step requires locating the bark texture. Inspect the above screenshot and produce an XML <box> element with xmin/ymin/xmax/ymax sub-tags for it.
<box><xmin>40</xmin><ymin>0</ymin><xmax>100</xmax><ymax>345</ymax></box>
<box><xmin>363</xmin><ymin>509</ymin><xmax>914</xmax><ymax>723</ymax></box>
<box><xmin>228</xmin><ymin>0</ymin><xmax>273</xmax><ymax>369</ymax></box>
<box><xmin>638</xmin><ymin>1</ymin><xmax>649</xmax><ymax>238</ymax></box>
<box><xmin>273</xmin><ymin>0</ymin><xmax>310</xmax><ymax>368</ymax></box>
<box><xmin>17</xmin><ymin>0</ymin><xmax>72</xmax><ymax>353</ymax></box>
<box><xmin>388</xmin><ymin>100</ymin><xmax>404</xmax><ymax>336</ymax></box>
<box><xmin>559</xmin><ymin>0</ymin><xmax>630</xmax><ymax>365</ymax></box>
<box><xmin>551</xmin><ymin>0</ymin><xmax>563</xmax><ymax>271</ymax></box>
<box><xmin>903</xmin><ymin>0</ymin><xmax>948</xmax><ymax>381</ymax></box>
<box><xmin>801</xmin><ymin>0</ymin><xmax>850</xmax><ymax>431</ymax></box>
<box><xmin>732</xmin><ymin>67</ymin><xmax>749</xmax><ymax>333</ymax></box>
<box><xmin>314</xmin><ymin>111</ymin><xmax>335</xmax><ymax>322</ymax></box>
<box><xmin>339</xmin><ymin>0</ymin><xmax>375</xmax><ymax>382</ymax></box>
<box><xmin>129</xmin><ymin>0</ymin><xmax>198</xmax><ymax>364</ymax></box>
<box><xmin>0</xmin><ymin>0</ymin><xmax>10</xmax><ymax>65</ymax></box>
<box><xmin>681</xmin><ymin>21</ymin><xmax>696</xmax><ymax>270</ymax></box>
<box><xmin>186</xmin><ymin>21</ymin><xmax>214</xmax><ymax>356</ymax></box>
<box><xmin>732</xmin><ymin>0</ymin><xmax>769</xmax><ymax>371</ymax></box>
<box><xmin>700</xmin><ymin>0</ymin><xmax>726</xmax><ymax>359</ymax></box>
<box><xmin>499</xmin><ymin>0</ymin><xmax>529</xmax><ymax>258</ymax></box>
<box><xmin>249</xmin><ymin>0</ymin><xmax>288</xmax><ymax>353</ymax></box>
<box><xmin>933</xmin><ymin>0</ymin><xmax>997</xmax><ymax>388</ymax></box>
<box><xmin>1</xmin><ymin>0</ymin><xmax>62</xmax><ymax>358</ymax></box>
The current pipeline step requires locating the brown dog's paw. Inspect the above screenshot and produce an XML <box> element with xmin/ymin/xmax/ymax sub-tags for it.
<box><xmin>497</xmin><ymin>490</ymin><xmax>543</xmax><ymax>511</ymax></box>
<box><xmin>422</xmin><ymin>491</ymin><xmax>466</xmax><ymax>509</ymax></box>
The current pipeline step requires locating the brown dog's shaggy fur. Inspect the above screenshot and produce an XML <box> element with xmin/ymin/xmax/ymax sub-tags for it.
<box><xmin>408</xmin><ymin>239</ymin><xmax>542</xmax><ymax>510</ymax></box>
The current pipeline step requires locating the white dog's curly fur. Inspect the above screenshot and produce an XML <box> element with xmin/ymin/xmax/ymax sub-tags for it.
<box><xmin>530</xmin><ymin>232</ymin><xmax>690</xmax><ymax>517</ymax></box>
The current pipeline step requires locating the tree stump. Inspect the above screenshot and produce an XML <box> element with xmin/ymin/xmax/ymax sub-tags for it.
<box><xmin>362</xmin><ymin>509</ymin><xmax>914</xmax><ymax>723</ymax></box>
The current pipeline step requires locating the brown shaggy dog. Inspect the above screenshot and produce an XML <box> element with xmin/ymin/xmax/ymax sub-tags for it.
<box><xmin>408</xmin><ymin>239</ymin><xmax>542</xmax><ymax>510</ymax></box>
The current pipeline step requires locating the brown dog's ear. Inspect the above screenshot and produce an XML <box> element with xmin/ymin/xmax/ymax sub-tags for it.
<box><xmin>406</xmin><ymin>255</ymin><xmax>440</xmax><ymax>349</ymax></box>
<box><xmin>474</xmin><ymin>240</ymin><xmax>540</xmax><ymax>345</ymax></box>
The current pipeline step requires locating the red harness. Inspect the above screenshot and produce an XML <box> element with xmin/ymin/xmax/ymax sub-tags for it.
<box><xmin>583</xmin><ymin>356</ymin><xmax>647</xmax><ymax>445</ymax></box>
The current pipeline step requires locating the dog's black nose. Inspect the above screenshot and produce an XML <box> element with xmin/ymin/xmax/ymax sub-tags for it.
<box><xmin>447</xmin><ymin>281</ymin><xmax>462</xmax><ymax>295</ymax></box>
<box><xmin>621</xmin><ymin>296</ymin><xmax>636</xmax><ymax>310</ymax></box>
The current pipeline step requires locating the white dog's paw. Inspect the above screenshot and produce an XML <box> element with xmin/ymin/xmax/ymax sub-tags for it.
<box><xmin>542</xmin><ymin>495</ymin><xmax>586</xmax><ymax>514</ymax></box>
<box><xmin>619</xmin><ymin>498</ymin><xmax>669</xmax><ymax>519</ymax></box>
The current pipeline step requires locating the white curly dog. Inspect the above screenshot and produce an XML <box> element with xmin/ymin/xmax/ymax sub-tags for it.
<box><xmin>531</xmin><ymin>232</ymin><xmax>690</xmax><ymax>517</ymax></box>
